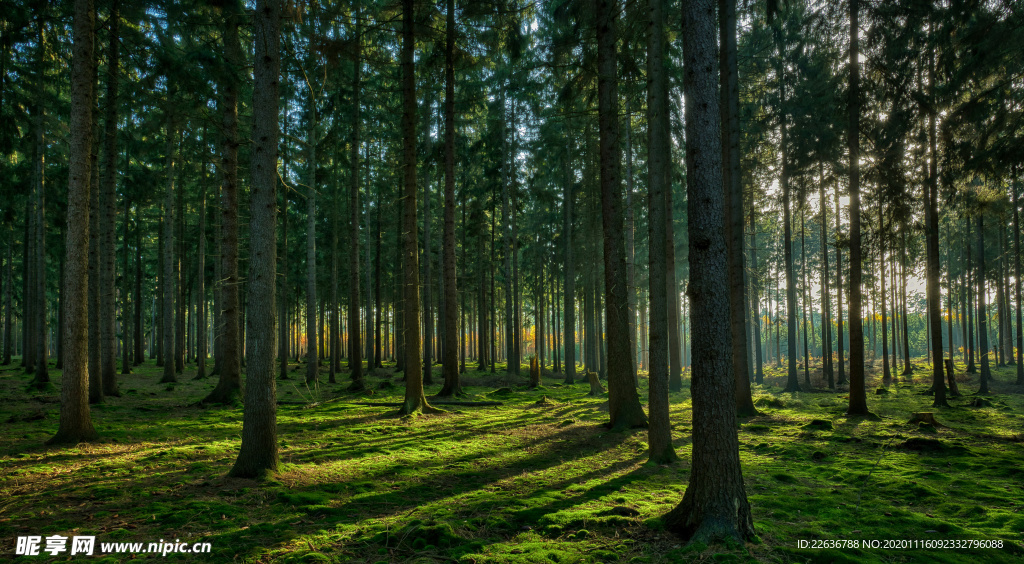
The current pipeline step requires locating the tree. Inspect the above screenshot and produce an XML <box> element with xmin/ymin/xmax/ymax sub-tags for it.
<box><xmin>230</xmin><ymin>0</ymin><xmax>281</xmax><ymax>479</ymax></box>
<box><xmin>202</xmin><ymin>0</ymin><xmax>242</xmax><ymax>404</ymax></box>
<box><xmin>348</xmin><ymin>6</ymin><xmax>364</xmax><ymax>391</ymax></box>
<box><xmin>846</xmin><ymin>0</ymin><xmax>870</xmax><ymax>416</ymax></box>
<box><xmin>438</xmin><ymin>0</ymin><xmax>463</xmax><ymax>397</ymax></box>
<box><xmin>100</xmin><ymin>0</ymin><xmax>121</xmax><ymax>396</ymax></box>
<box><xmin>399</xmin><ymin>0</ymin><xmax>438</xmax><ymax>416</ymax></box>
<box><xmin>645</xmin><ymin>0</ymin><xmax>676</xmax><ymax>464</ymax></box>
<box><xmin>664</xmin><ymin>0</ymin><xmax>753</xmax><ymax>543</ymax></box>
<box><xmin>595</xmin><ymin>0</ymin><xmax>646</xmax><ymax>431</ymax></box>
<box><xmin>721</xmin><ymin>0</ymin><xmax>757</xmax><ymax>415</ymax></box>
<box><xmin>48</xmin><ymin>0</ymin><xmax>99</xmax><ymax>445</ymax></box>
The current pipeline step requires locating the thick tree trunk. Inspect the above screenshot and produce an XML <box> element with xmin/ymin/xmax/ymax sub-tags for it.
<box><xmin>399</xmin><ymin>0</ymin><xmax>438</xmax><ymax>415</ymax></box>
<box><xmin>719</xmin><ymin>0</ymin><xmax>756</xmax><ymax>416</ymax></box>
<box><xmin>665</xmin><ymin>0</ymin><xmax>753</xmax><ymax>541</ymax></box>
<box><xmin>596</xmin><ymin>0</ymin><xmax>646</xmax><ymax>430</ymax></box>
<box><xmin>203</xmin><ymin>3</ymin><xmax>241</xmax><ymax>403</ymax></box>
<box><xmin>646</xmin><ymin>0</ymin><xmax>677</xmax><ymax>463</ymax></box>
<box><xmin>229</xmin><ymin>0</ymin><xmax>280</xmax><ymax>479</ymax></box>
<box><xmin>49</xmin><ymin>0</ymin><xmax>98</xmax><ymax>445</ymax></box>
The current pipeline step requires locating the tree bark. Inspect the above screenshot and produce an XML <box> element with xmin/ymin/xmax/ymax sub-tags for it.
<box><xmin>305</xmin><ymin>79</ymin><xmax>318</xmax><ymax>385</ymax></box>
<box><xmin>49</xmin><ymin>0</ymin><xmax>98</xmax><ymax>445</ymax></box>
<box><xmin>976</xmin><ymin>212</ymin><xmax>990</xmax><ymax>393</ymax></box>
<box><xmin>438</xmin><ymin>0</ymin><xmax>461</xmax><ymax>397</ymax></box>
<box><xmin>230</xmin><ymin>0</ymin><xmax>280</xmax><ymax>479</ymax></box>
<box><xmin>101</xmin><ymin>0</ymin><xmax>121</xmax><ymax>393</ymax></box>
<box><xmin>646</xmin><ymin>0</ymin><xmax>677</xmax><ymax>463</ymax></box>
<box><xmin>160</xmin><ymin>114</ymin><xmax>177</xmax><ymax>385</ymax></box>
<box><xmin>846</xmin><ymin>0</ymin><xmax>870</xmax><ymax>415</ymax></box>
<box><xmin>203</xmin><ymin>1</ymin><xmax>242</xmax><ymax>403</ymax></box>
<box><xmin>399</xmin><ymin>0</ymin><xmax>438</xmax><ymax>416</ymax></box>
<box><xmin>665</xmin><ymin>0</ymin><xmax>753</xmax><ymax>542</ymax></box>
<box><xmin>719</xmin><ymin>0</ymin><xmax>756</xmax><ymax>416</ymax></box>
<box><xmin>347</xmin><ymin>12</ymin><xmax>364</xmax><ymax>390</ymax></box>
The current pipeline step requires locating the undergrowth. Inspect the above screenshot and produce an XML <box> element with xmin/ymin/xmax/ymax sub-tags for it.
<box><xmin>1</xmin><ymin>356</ymin><xmax>1022</xmax><ymax>563</ymax></box>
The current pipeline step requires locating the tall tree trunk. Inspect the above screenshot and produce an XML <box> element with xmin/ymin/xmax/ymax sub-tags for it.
<box><xmin>438</xmin><ymin>0</ymin><xmax>461</xmax><ymax>397</ymax></box>
<box><xmin>399</xmin><ymin>0</ymin><xmax>437</xmax><ymax>415</ymax></box>
<box><xmin>49</xmin><ymin>0</ymin><xmax>98</xmax><ymax>444</ymax></box>
<box><xmin>305</xmin><ymin>84</ymin><xmax>318</xmax><ymax>384</ymax></box>
<box><xmin>121</xmin><ymin>169</ymin><xmax>131</xmax><ymax>375</ymax></box>
<box><xmin>194</xmin><ymin>169</ymin><xmax>207</xmax><ymax>380</ymax></box>
<box><xmin>880</xmin><ymin>204</ymin><xmax>891</xmax><ymax>386</ymax></box>
<box><xmin>846</xmin><ymin>0</ymin><xmax>870</xmax><ymax>415</ymax></box>
<box><xmin>820</xmin><ymin>173</ymin><xmax>833</xmax><ymax>388</ymax></box>
<box><xmin>230</xmin><ymin>0</ymin><xmax>280</xmax><ymax>479</ymax></box>
<box><xmin>801</xmin><ymin>210</ymin><xmax>810</xmax><ymax>386</ymax></box>
<box><xmin>3</xmin><ymin>223</ymin><xmax>12</xmax><ymax>365</ymax></box>
<box><xmin>665</xmin><ymin>0</ymin><xmax>753</xmax><ymax>541</ymax></box>
<box><xmin>133</xmin><ymin>207</ymin><xmax>143</xmax><ymax>365</ymax></box>
<box><xmin>596</xmin><ymin>0</ymin><xmax>646</xmax><ymax>429</ymax></box>
<box><xmin>203</xmin><ymin>1</ymin><xmax>242</xmax><ymax>403</ymax></box>
<box><xmin>160</xmin><ymin>114</ymin><xmax>177</xmax><ymax>385</ymax></box>
<box><xmin>750</xmin><ymin>211</ymin><xmax>764</xmax><ymax>383</ymax></box>
<box><xmin>347</xmin><ymin>13</ymin><xmax>364</xmax><ymax>390</ymax></box>
<box><xmin>976</xmin><ymin>212</ymin><xmax>990</xmax><ymax>393</ymax></box>
<box><xmin>100</xmin><ymin>0</ymin><xmax>121</xmax><ymax>393</ymax></box>
<box><xmin>719</xmin><ymin>0</ymin><xmax>756</xmax><ymax>416</ymax></box>
<box><xmin>1011</xmin><ymin>170</ymin><xmax>1019</xmax><ymax>384</ymax></box>
<box><xmin>563</xmin><ymin>146</ymin><xmax>576</xmax><ymax>384</ymax></box>
<box><xmin>835</xmin><ymin>181</ymin><xmax>846</xmax><ymax>384</ymax></box>
<box><xmin>646</xmin><ymin>0</ymin><xmax>677</xmax><ymax>463</ymax></box>
<box><xmin>280</xmin><ymin>187</ymin><xmax>290</xmax><ymax>380</ymax></box>
<box><xmin>926</xmin><ymin>26</ymin><xmax>947</xmax><ymax>406</ymax></box>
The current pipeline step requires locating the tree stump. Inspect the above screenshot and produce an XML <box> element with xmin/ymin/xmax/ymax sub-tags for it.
<box><xmin>587</xmin><ymin>371</ymin><xmax>605</xmax><ymax>396</ymax></box>
<box><xmin>908</xmin><ymin>412</ymin><xmax>941</xmax><ymax>427</ymax></box>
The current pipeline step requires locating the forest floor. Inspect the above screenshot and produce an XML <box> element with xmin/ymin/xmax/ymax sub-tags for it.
<box><xmin>1</xmin><ymin>356</ymin><xmax>1023</xmax><ymax>563</ymax></box>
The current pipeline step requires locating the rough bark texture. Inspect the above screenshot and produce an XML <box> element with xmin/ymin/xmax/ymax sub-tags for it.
<box><xmin>664</xmin><ymin>0</ymin><xmax>753</xmax><ymax>542</ymax></box>
<box><xmin>926</xmin><ymin>32</ymin><xmax>947</xmax><ymax>406</ymax></box>
<box><xmin>438</xmin><ymin>0</ymin><xmax>462</xmax><ymax>397</ymax></box>
<box><xmin>596</xmin><ymin>0</ymin><xmax>647</xmax><ymax>431</ymax></box>
<box><xmin>1014</xmin><ymin>174</ymin><xmax>1022</xmax><ymax>385</ymax></box>
<box><xmin>49</xmin><ymin>0</ymin><xmax>98</xmax><ymax>445</ymax></box>
<box><xmin>100</xmin><ymin>0</ymin><xmax>121</xmax><ymax>394</ymax></box>
<box><xmin>563</xmin><ymin>153</ymin><xmax>576</xmax><ymax>384</ymax></box>
<box><xmin>204</xmin><ymin>1</ymin><xmax>242</xmax><ymax>404</ymax></box>
<box><xmin>720</xmin><ymin>0</ymin><xmax>756</xmax><ymax>416</ymax></box>
<box><xmin>347</xmin><ymin>16</ymin><xmax>364</xmax><ymax>390</ymax></box>
<box><xmin>645</xmin><ymin>0</ymin><xmax>677</xmax><ymax>463</ymax></box>
<box><xmin>305</xmin><ymin>85</ymin><xmax>318</xmax><ymax>385</ymax></box>
<box><xmin>160</xmin><ymin>115</ymin><xmax>177</xmax><ymax>385</ymax></box>
<box><xmin>976</xmin><ymin>213</ymin><xmax>990</xmax><ymax>393</ymax></box>
<box><xmin>776</xmin><ymin>20</ymin><xmax>799</xmax><ymax>394</ymax></box>
<box><xmin>230</xmin><ymin>0</ymin><xmax>280</xmax><ymax>480</ymax></box>
<box><xmin>846</xmin><ymin>0</ymin><xmax>870</xmax><ymax>415</ymax></box>
<box><xmin>399</xmin><ymin>0</ymin><xmax>437</xmax><ymax>416</ymax></box>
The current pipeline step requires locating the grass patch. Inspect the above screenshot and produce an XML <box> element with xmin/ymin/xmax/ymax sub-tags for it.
<box><xmin>1</xmin><ymin>358</ymin><xmax>1022</xmax><ymax>562</ymax></box>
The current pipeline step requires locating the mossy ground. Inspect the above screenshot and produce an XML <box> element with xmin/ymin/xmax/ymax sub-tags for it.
<box><xmin>2</xmin><ymin>356</ymin><xmax>1022</xmax><ymax>563</ymax></box>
